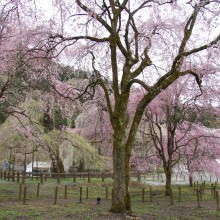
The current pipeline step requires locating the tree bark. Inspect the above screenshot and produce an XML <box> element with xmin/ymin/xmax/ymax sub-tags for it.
<box><xmin>109</xmin><ymin>101</ymin><xmax>132</xmax><ymax>213</ymax></box>
<box><xmin>110</xmin><ymin>132</ymin><xmax>127</xmax><ymax>212</ymax></box>
<box><xmin>165</xmin><ymin>169</ymin><xmax>172</xmax><ymax>196</ymax></box>
<box><xmin>125</xmin><ymin>152</ymin><xmax>131</xmax><ymax>211</ymax></box>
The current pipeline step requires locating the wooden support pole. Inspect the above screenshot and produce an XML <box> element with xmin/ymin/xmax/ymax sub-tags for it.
<box><xmin>214</xmin><ymin>186</ymin><xmax>216</xmax><ymax>199</ymax></box>
<box><xmin>88</xmin><ymin>172</ymin><xmax>91</xmax><ymax>183</ymax></box>
<box><xmin>19</xmin><ymin>184</ymin><xmax>22</xmax><ymax>200</ymax></box>
<box><xmin>106</xmin><ymin>187</ymin><xmax>108</xmax><ymax>199</ymax></box>
<box><xmin>37</xmin><ymin>183</ymin><xmax>40</xmax><ymax>197</ymax></box>
<box><xmin>12</xmin><ymin>172</ymin><xmax>15</xmax><ymax>182</ymax></box>
<box><xmin>199</xmin><ymin>187</ymin><xmax>202</xmax><ymax>201</ymax></box>
<box><xmin>57</xmin><ymin>172</ymin><xmax>60</xmax><ymax>184</ymax></box>
<box><xmin>142</xmin><ymin>188</ymin><xmax>145</xmax><ymax>203</ymax></box>
<box><xmin>54</xmin><ymin>186</ymin><xmax>58</xmax><ymax>205</ymax></box>
<box><xmin>196</xmin><ymin>189</ymin><xmax>201</xmax><ymax>208</ymax></box>
<box><xmin>150</xmin><ymin>188</ymin><xmax>153</xmax><ymax>202</ymax></box>
<box><xmin>23</xmin><ymin>186</ymin><xmax>27</xmax><ymax>205</ymax></box>
<box><xmin>40</xmin><ymin>174</ymin><xmax>43</xmax><ymax>184</ymax></box>
<box><xmin>65</xmin><ymin>185</ymin><xmax>67</xmax><ymax>199</ymax></box>
<box><xmin>111</xmin><ymin>188</ymin><xmax>114</xmax><ymax>206</ymax></box>
<box><xmin>179</xmin><ymin>186</ymin><xmax>181</xmax><ymax>202</ymax></box>
<box><xmin>211</xmin><ymin>184</ymin><xmax>214</xmax><ymax>196</ymax></box>
<box><xmin>216</xmin><ymin>191</ymin><xmax>220</xmax><ymax>211</ymax></box>
<box><xmin>86</xmin><ymin>187</ymin><xmax>89</xmax><ymax>199</ymax></box>
<box><xmin>73</xmin><ymin>173</ymin><xmax>76</xmax><ymax>183</ymax></box>
<box><xmin>170</xmin><ymin>189</ymin><xmax>174</xmax><ymax>205</ymax></box>
<box><xmin>22</xmin><ymin>172</ymin><xmax>25</xmax><ymax>184</ymax></box>
<box><xmin>79</xmin><ymin>187</ymin><xmax>83</xmax><ymax>203</ymax></box>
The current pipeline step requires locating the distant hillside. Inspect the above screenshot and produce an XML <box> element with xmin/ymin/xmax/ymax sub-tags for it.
<box><xmin>0</xmin><ymin>89</ymin><xmax>111</xmax><ymax>172</ymax></box>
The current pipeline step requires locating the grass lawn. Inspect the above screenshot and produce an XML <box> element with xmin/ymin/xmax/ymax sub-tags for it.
<box><xmin>0</xmin><ymin>175</ymin><xmax>220</xmax><ymax>219</ymax></box>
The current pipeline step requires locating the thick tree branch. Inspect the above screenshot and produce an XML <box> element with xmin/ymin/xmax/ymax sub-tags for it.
<box><xmin>49</xmin><ymin>34</ymin><xmax>109</xmax><ymax>43</ymax></box>
<box><xmin>130</xmin><ymin>48</ymin><xmax>152</xmax><ymax>79</ymax></box>
<box><xmin>128</xmin><ymin>79</ymin><xmax>151</xmax><ymax>91</ymax></box>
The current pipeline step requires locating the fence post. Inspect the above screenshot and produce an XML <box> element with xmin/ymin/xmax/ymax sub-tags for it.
<box><xmin>196</xmin><ymin>189</ymin><xmax>201</xmax><ymax>208</ymax></box>
<box><xmin>7</xmin><ymin>171</ymin><xmax>10</xmax><ymax>181</ymax></box>
<box><xmin>102</xmin><ymin>173</ymin><xmax>105</xmax><ymax>182</ymax></box>
<box><xmin>22</xmin><ymin>172</ymin><xmax>25</xmax><ymax>184</ymax></box>
<box><xmin>106</xmin><ymin>187</ymin><xmax>108</xmax><ymax>199</ymax></box>
<box><xmin>202</xmin><ymin>183</ymin><xmax>205</xmax><ymax>194</ymax></box>
<box><xmin>111</xmin><ymin>188</ymin><xmax>115</xmax><ymax>206</ymax></box>
<box><xmin>79</xmin><ymin>187</ymin><xmax>82</xmax><ymax>203</ymax></box>
<box><xmin>37</xmin><ymin>183</ymin><xmax>40</xmax><ymax>197</ymax></box>
<box><xmin>150</xmin><ymin>188</ymin><xmax>153</xmax><ymax>202</ymax></box>
<box><xmin>86</xmin><ymin>187</ymin><xmax>89</xmax><ymax>199</ymax></box>
<box><xmin>17</xmin><ymin>172</ymin><xmax>20</xmax><ymax>183</ymax></box>
<box><xmin>170</xmin><ymin>189</ymin><xmax>174</xmax><ymax>205</ymax></box>
<box><xmin>73</xmin><ymin>172</ymin><xmax>76</xmax><ymax>183</ymax></box>
<box><xmin>216</xmin><ymin>191</ymin><xmax>220</xmax><ymax>211</ymax></box>
<box><xmin>19</xmin><ymin>184</ymin><xmax>22</xmax><ymax>200</ymax></box>
<box><xmin>23</xmin><ymin>186</ymin><xmax>27</xmax><ymax>205</ymax></box>
<box><xmin>142</xmin><ymin>188</ymin><xmax>145</xmax><ymax>203</ymax></box>
<box><xmin>12</xmin><ymin>172</ymin><xmax>15</xmax><ymax>182</ymax></box>
<box><xmin>179</xmin><ymin>186</ymin><xmax>181</xmax><ymax>202</ymax></box>
<box><xmin>214</xmin><ymin>186</ymin><xmax>216</xmax><ymax>199</ymax></box>
<box><xmin>65</xmin><ymin>185</ymin><xmax>67</xmax><ymax>199</ymax></box>
<box><xmin>40</xmin><ymin>173</ymin><xmax>43</xmax><ymax>184</ymax></box>
<box><xmin>57</xmin><ymin>172</ymin><xmax>60</xmax><ymax>184</ymax></box>
<box><xmin>199</xmin><ymin>186</ymin><xmax>203</xmax><ymax>201</ymax></box>
<box><xmin>211</xmin><ymin>184</ymin><xmax>214</xmax><ymax>196</ymax></box>
<box><xmin>88</xmin><ymin>172</ymin><xmax>91</xmax><ymax>183</ymax></box>
<box><xmin>54</xmin><ymin>186</ymin><xmax>58</xmax><ymax>205</ymax></box>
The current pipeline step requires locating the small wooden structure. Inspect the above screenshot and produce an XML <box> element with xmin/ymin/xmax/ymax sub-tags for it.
<box><xmin>26</xmin><ymin>161</ymin><xmax>51</xmax><ymax>173</ymax></box>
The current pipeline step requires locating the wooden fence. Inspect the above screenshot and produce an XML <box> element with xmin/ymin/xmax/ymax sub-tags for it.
<box><xmin>0</xmin><ymin>171</ymin><xmax>220</xmax><ymax>211</ymax></box>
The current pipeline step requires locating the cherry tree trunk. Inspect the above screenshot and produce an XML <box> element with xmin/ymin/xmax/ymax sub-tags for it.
<box><xmin>50</xmin><ymin>154</ymin><xmax>65</xmax><ymax>173</ymax></box>
<box><xmin>165</xmin><ymin>170</ymin><xmax>172</xmax><ymax>196</ymax></box>
<box><xmin>125</xmin><ymin>153</ymin><xmax>131</xmax><ymax>211</ymax></box>
<box><xmin>56</xmin><ymin>156</ymin><xmax>65</xmax><ymax>173</ymax></box>
<box><xmin>110</xmin><ymin>128</ymin><xmax>131</xmax><ymax>212</ymax></box>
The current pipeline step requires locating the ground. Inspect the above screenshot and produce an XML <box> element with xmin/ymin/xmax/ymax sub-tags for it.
<box><xmin>0</xmin><ymin>175</ymin><xmax>220</xmax><ymax>219</ymax></box>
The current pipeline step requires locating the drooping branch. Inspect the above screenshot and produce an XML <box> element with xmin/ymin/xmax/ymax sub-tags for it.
<box><xmin>0</xmin><ymin>80</ymin><xmax>11</xmax><ymax>99</ymax></box>
<box><xmin>51</xmin><ymin>81</ymin><xmax>97</xmax><ymax>102</ymax></box>
<box><xmin>76</xmin><ymin>0</ymin><xmax>112</xmax><ymax>33</ymax></box>
<box><xmin>89</xmin><ymin>51</ymin><xmax>113</xmax><ymax>119</ymax></box>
